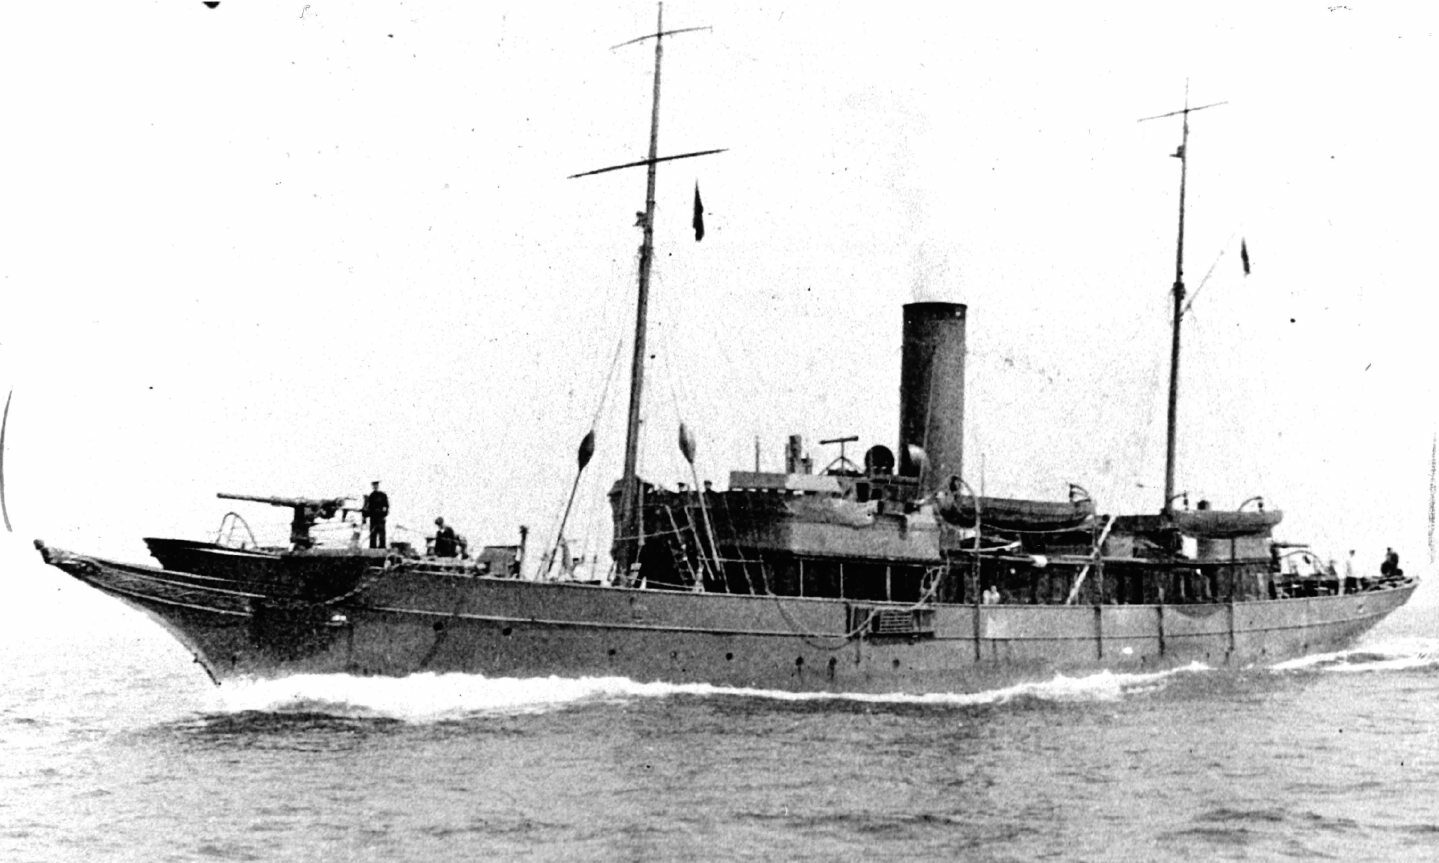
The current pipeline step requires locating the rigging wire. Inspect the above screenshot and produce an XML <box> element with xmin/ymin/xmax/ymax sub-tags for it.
<box><xmin>1180</xmin><ymin>230</ymin><xmax>1238</xmax><ymax>318</ymax></box>
<box><xmin>540</xmin><ymin>246</ymin><xmax>641</xmax><ymax>580</ymax></box>
<box><xmin>1169</xmin><ymin>226</ymin><xmax>1278</xmax><ymax>504</ymax></box>
<box><xmin>644</xmin><ymin>266</ymin><xmax>699</xmax><ymax>484</ymax></box>
<box><xmin>1</xmin><ymin>388</ymin><xmax>12</xmax><ymax>532</ymax></box>
<box><xmin>591</xmin><ymin>336</ymin><xmax>627</xmax><ymax>429</ymax></box>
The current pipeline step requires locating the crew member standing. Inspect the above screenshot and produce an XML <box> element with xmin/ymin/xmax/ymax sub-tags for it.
<box><xmin>362</xmin><ymin>481</ymin><xmax>389</xmax><ymax>549</ymax></box>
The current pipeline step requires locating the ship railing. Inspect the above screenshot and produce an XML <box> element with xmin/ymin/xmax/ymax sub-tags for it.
<box><xmin>967</xmin><ymin>520</ymin><xmax>1099</xmax><ymax>536</ymax></box>
<box><xmin>957</xmin><ymin>548</ymin><xmax>1275</xmax><ymax>568</ymax></box>
<box><xmin>1273</xmin><ymin>570</ymin><xmax>1415</xmax><ymax>598</ymax></box>
<box><xmin>610</xmin><ymin>525</ymin><xmax>697</xmax><ymax>544</ymax></box>
<box><xmin>214</xmin><ymin>511</ymin><xmax>258</xmax><ymax>550</ymax></box>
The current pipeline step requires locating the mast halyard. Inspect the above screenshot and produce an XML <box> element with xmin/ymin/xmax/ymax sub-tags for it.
<box><xmin>568</xmin><ymin>3</ymin><xmax>722</xmax><ymax>578</ymax></box>
<box><xmin>1139</xmin><ymin>91</ymin><xmax>1226</xmax><ymax>516</ymax></box>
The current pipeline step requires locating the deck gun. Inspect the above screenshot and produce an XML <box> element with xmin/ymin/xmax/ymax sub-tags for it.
<box><xmin>217</xmin><ymin>493</ymin><xmax>353</xmax><ymax>550</ymax></box>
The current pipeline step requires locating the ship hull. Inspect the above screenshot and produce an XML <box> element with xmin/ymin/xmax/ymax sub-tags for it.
<box><xmin>36</xmin><ymin>543</ymin><xmax>1416</xmax><ymax>693</ymax></box>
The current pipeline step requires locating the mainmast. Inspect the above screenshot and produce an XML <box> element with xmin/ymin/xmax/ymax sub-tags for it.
<box><xmin>568</xmin><ymin>4</ymin><xmax>722</xmax><ymax>577</ymax></box>
<box><xmin>1139</xmin><ymin>91</ymin><xmax>1225</xmax><ymax>516</ymax></box>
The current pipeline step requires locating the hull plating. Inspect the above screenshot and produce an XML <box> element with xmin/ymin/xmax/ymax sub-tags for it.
<box><xmin>37</xmin><ymin>544</ymin><xmax>1417</xmax><ymax>694</ymax></box>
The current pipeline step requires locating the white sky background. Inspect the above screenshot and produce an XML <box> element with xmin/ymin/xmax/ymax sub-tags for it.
<box><xmin>2</xmin><ymin>1</ymin><xmax>1437</xmax><ymax>593</ymax></box>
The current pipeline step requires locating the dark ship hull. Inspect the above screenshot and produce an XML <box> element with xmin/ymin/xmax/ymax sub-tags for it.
<box><xmin>34</xmin><ymin>541</ymin><xmax>1417</xmax><ymax>691</ymax></box>
<box><xmin>27</xmin><ymin>20</ymin><xmax>1421</xmax><ymax>695</ymax></box>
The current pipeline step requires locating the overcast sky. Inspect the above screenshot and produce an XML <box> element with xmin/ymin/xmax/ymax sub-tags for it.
<box><xmin>3</xmin><ymin>2</ymin><xmax>1438</xmax><ymax>594</ymax></box>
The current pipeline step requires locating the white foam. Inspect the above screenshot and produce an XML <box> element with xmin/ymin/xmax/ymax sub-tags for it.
<box><xmin>207</xmin><ymin>662</ymin><xmax>1212</xmax><ymax>722</ymax></box>
<box><xmin>212</xmin><ymin>673</ymin><xmax>649</xmax><ymax>721</ymax></box>
<box><xmin>1269</xmin><ymin>636</ymin><xmax>1439</xmax><ymax>674</ymax></box>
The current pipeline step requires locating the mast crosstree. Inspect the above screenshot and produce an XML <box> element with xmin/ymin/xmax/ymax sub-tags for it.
<box><xmin>569</xmin><ymin>3</ymin><xmax>724</xmax><ymax>577</ymax></box>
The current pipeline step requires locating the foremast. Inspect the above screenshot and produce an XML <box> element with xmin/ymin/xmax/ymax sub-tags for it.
<box><xmin>618</xmin><ymin>3</ymin><xmax>666</xmax><ymax>578</ymax></box>
<box><xmin>568</xmin><ymin>4</ymin><xmax>722</xmax><ymax>578</ymax></box>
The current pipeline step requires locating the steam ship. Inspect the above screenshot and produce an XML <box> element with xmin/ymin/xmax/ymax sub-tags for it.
<box><xmin>33</xmin><ymin>7</ymin><xmax>1416</xmax><ymax>692</ymax></box>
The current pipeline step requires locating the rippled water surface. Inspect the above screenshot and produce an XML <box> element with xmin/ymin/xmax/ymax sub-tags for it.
<box><xmin>4</xmin><ymin>561</ymin><xmax>1438</xmax><ymax>862</ymax></box>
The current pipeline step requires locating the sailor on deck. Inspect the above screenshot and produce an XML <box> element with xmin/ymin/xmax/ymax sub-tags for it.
<box><xmin>433</xmin><ymin>517</ymin><xmax>460</xmax><ymax>558</ymax></box>
<box><xmin>362</xmin><ymin>481</ymin><xmax>389</xmax><ymax>549</ymax></box>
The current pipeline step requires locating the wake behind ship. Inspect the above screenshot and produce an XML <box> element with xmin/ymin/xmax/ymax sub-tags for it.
<box><xmin>31</xmin><ymin>7</ymin><xmax>1418</xmax><ymax>693</ymax></box>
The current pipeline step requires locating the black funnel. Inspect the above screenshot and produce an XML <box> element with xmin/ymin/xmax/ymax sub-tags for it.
<box><xmin>899</xmin><ymin>302</ymin><xmax>967</xmax><ymax>492</ymax></box>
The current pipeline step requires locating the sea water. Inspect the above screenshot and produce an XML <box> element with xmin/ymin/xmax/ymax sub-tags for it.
<box><xmin>3</xmin><ymin>553</ymin><xmax>1437</xmax><ymax>862</ymax></box>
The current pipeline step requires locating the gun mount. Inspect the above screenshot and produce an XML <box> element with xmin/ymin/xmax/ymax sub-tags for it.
<box><xmin>217</xmin><ymin>493</ymin><xmax>352</xmax><ymax>549</ymax></box>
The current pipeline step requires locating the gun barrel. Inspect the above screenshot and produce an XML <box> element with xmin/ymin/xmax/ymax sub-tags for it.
<box><xmin>217</xmin><ymin>493</ymin><xmax>350</xmax><ymax>509</ymax></box>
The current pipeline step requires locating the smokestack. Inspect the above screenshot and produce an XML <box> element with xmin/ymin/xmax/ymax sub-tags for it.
<box><xmin>786</xmin><ymin>434</ymin><xmax>803</xmax><ymax>474</ymax></box>
<box><xmin>899</xmin><ymin>302</ymin><xmax>967</xmax><ymax>492</ymax></box>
